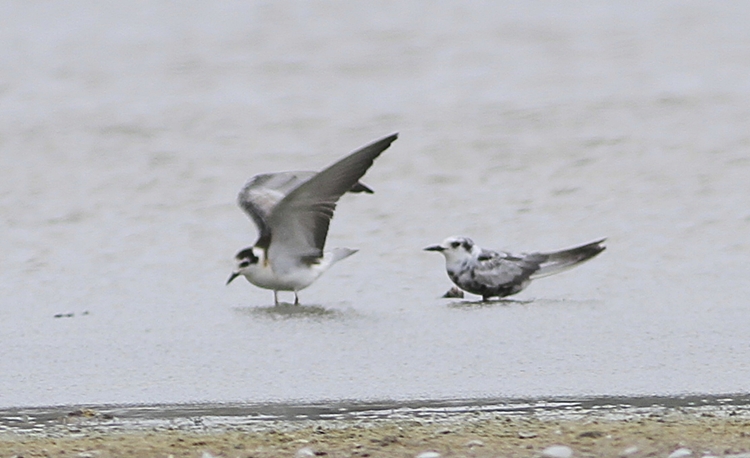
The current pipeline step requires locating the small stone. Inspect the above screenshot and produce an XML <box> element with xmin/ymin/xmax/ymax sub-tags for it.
<box><xmin>370</xmin><ymin>435</ymin><xmax>398</xmax><ymax>446</ymax></box>
<box><xmin>518</xmin><ymin>431</ymin><xmax>538</xmax><ymax>439</ymax></box>
<box><xmin>541</xmin><ymin>445</ymin><xmax>574</xmax><ymax>458</ymax></box>
<box><xmin>67</xmin><ymin>409</ymin><xmax>93</xmax><ymax>417</ymax></box>
<box><xmin>416</xmin><ymin>452</ymin><xmax>441</xmax><ymax>458</ymax></box>
<box><xmin>296</xmin><ymin>447</ymin><xmax>316</xmax><ymax>458</ymax></box>
<box><xmin>668</xmin><ymin>448</ymin><xmax>692</xmax><ymax>458</ymax></box>
<box><xmin>619</xmin><ymin>446</ymin><xmax>639</xmax><ymax>456</ymax></box>
<box><xmin>465</xmin><ymin>439</ymin><xmax>485</xmax><ymax>447</ymax></box>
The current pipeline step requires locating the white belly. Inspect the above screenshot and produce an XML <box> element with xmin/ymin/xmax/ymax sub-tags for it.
<box><xmin>242</xmin><ymin>261</ymin><xmax>324</xmax><ymax>292</ymax></box>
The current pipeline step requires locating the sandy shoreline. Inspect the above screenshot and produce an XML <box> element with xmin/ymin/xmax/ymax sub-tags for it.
<box><xmin>3</xmin><ymin>401</ymin><xmax>750</xmax><ymax>457</ymax></box>
<box><xmin>3</xmin><ymin>415</ymin><xmax>750</xmax><ymax>457</ymax></box>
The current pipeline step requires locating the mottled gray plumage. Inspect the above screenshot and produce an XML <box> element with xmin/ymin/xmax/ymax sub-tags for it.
<box><xmin>425</xmin><ymin>236</ymin><xmax>606</xmax><ymax>300</ymax></box>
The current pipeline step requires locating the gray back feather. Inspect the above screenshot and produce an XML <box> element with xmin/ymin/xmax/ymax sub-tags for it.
<box><xmin>472</xmin><ymin>250</ymin><xmax>545</xmax><ymax>287</ymax></box>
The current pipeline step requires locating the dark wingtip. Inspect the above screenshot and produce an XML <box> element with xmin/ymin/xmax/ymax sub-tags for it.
<box><xmin>576</xmin><ymin>238</ymin><xmax>607</xmax><ymax>260</ymax></box>
<box><xmin>349</xmin><ymin>181</ymin><xmax>374</xmax><ymax>194</ymax></box>
<box><xmin>375</xmin><ymin>132</ymin><xmax>399</xmax><ymax>150</ymax></box>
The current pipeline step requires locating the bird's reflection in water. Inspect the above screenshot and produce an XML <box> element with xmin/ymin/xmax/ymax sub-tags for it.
<box><xmin>233</xmin><ymin>302</ymin><xmax>353</xmax><ymax>320</ymax></box>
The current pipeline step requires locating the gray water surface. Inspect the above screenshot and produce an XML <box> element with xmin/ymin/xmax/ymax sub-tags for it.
<box><xmin>1</xmin><ymin>2</ymin><xmax>750</xmax><ymax>408</ymax></box>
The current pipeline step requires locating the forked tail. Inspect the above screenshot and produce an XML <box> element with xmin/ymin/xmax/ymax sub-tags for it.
<box><xmin>531</xmin><ymin>238</ymin><xmax>606</xmax><ymax>279</ymax></box>
<box><xmin>330</xmin><ymin>247</ymin><xmax>358</xmax><ymax>264</ymax></box>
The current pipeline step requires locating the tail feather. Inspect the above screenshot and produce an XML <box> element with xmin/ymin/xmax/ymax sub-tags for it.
<box><xmin>531</xmin><ymin>238</ymin><xmax>606</xmax><ymax>279</ymax></box>
<box><xmin>330</xmin><ymin>247</ymin><xmax>358</xmax><ymax>264</ymax></box>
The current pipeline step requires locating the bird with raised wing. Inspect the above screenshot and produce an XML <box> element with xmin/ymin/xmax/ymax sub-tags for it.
<box><xmin>424</xmin><ymin>236</ymin><xmax>606</xmax><ymax>301</ymax></box>
<box><xmin>227</xmin><ymin>133</ymin><xmax>398</xmax><ymax>305</ymax></box>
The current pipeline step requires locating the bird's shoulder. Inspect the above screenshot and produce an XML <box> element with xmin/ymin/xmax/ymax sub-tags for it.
<box><xmin>237</xmin><ymin>172</ymin><xmax>315</xmax><ymax>228</ymax></box>
<box><xmin>475</xmin><ymin>249</ymin><xmax>521</xmax><ymax>264</ymax></box>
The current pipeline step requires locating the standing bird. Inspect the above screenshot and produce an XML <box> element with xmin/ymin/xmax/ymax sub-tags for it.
<box><xmin>227</xmin><ymin>133</ymin><xmax>398</xmax><ymax>305</ymax></box>
<box><xmin>424</xmin><ymin>236</ymin><xmax>606</xmax><ymax>301</ymax></box>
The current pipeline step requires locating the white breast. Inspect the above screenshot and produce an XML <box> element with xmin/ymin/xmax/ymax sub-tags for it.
<box><xmin>242</xmin><ymin>259</ymin><xmax>329</xmax><ymax>292</ymax></box>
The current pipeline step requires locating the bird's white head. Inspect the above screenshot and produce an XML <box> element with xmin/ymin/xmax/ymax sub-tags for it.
<box><xmin>423</xmin><ymin>236</ymin><xmax>480</xmax><ymax>265</ymax></box>
<box><xmin>226</xmin><ymin>246</ymin><xmax>263</xmax><ymax>285</ymax></box>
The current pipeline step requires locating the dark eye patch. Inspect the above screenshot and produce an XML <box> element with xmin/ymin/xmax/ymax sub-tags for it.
<box><xmin>451</xmin><ymin>241</ymin><xmax>461</xmax><ymax>248</ymax></box>
<box><xmin>236</xmin><ymin>247</ymin><xmax>259</xmax><ymax>265</ymax></box>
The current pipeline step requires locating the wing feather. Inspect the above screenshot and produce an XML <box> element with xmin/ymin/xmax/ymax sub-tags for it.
<box><xmin>237</xmin><ymin>173</ymin><xmax>297</xmax><ymax>238</ymax></box>
<box><xmin>237</xmin><ymin>170</ymin><xmax>377</xmax><ymax>244</ymax></box>
<box><xmin>266</xmin><ymin>133</ymin><xmax>398</xmax><ymax>273</ymax></box>
<box><xmin>472</xmin><ymin>250</ymin><xmax>546</xmax><ymax>288</ymax></box>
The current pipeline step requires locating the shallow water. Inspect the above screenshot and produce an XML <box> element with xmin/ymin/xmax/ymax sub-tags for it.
<box><xmin>1</xmin><ymin>2</ymin><xmax>750</xmax><ymax>408</ymax></box>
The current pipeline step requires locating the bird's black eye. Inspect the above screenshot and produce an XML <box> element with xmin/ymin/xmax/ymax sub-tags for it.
<box><xmin>239</xmin><ymin>260</ymin><xmax>250</xmax><ymax>268</ymax></box>
<box><xmin>451</xmin><ymin>241</ymin><xmax>461</xmax><ymax>249</ymax></box>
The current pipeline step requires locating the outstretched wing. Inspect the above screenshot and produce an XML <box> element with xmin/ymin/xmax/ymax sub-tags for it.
<box><xmin>237</xmin><ymin>171</ymin><xmax>375</xmax><ymax>237</ymax></box>
<box><xmin>237</xmin><ymin>172</ymin><xmax>304</xmax><ymax>236</ymax></box>
<box><xmin>266</xmin><ymin>133</ymin><xmax>398</xmax><ymax>273</ymax></box>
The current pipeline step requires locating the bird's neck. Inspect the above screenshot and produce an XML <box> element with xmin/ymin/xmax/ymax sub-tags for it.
<box><xmin>445</xmin><ymin>255</ymin><xmax>474</xmax><ymax>272</ymax></box>
<box><xmin>252</xmin><ymin>246</ymin><xmax>270</xmax><ymax>268</ymax></box>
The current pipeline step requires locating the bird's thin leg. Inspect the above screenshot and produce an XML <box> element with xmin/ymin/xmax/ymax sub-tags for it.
<box><xmin>274</xmin><ymin>291</ymin><xmax>279</xmax><ymax>306</ymax></box>
<box><xmin>293</xmin><ymin>292</ymin><xmax>300</xmax><ymax>305</ymax></box>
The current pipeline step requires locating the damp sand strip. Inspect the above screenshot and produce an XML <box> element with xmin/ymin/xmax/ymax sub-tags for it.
<box><xmin>2</xmin><ymin>398</ymin><xmax>750</xmax><ymax>457</ymax></box>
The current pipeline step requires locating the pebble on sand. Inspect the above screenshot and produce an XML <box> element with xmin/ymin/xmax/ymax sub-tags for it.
<box><xmin>416</xmin><ymin>452</ymin><xmax>441</xmax><ymax>458</ymax></box>
<box><xmin>295</xmin><ymin>447</ymin><xmax>316</xmax><ymax>458</ymax></box>
<box><xmin>464</xmin><ymin>439</ymin><xmax>485</xmax><ymax>447</ymax></box>
<box><xmin>667</xmin><ymin>448</ymin><xmax>692</xmax><ymax>458</ymax></box>
<box><xmin>542</xmin><ymin>445</ymin><xmax>574</xmax><ymax>458</ymax></box>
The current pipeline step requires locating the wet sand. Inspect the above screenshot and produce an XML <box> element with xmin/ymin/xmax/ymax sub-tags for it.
<box><xmin>3</xmin><ymin>409</ymin><xmax>750</xmax><ymax>457</ymax></box>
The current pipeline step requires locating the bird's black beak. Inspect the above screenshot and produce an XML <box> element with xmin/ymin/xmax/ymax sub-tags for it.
<box><xmin>424</xmin><ymin>245</ymin><xmax>444</xmax><ymax>252</ymax></box>
<box><xmin>226</xmin><ymin>272</ymin><xmax>240</xmax><ymax>285</ymax></box>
